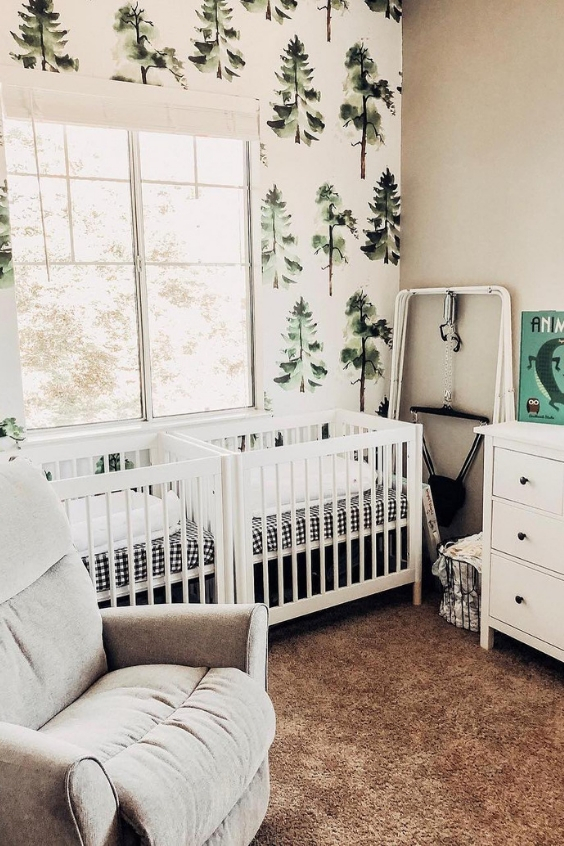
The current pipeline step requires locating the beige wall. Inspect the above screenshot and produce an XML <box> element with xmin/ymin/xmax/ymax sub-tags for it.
<box><xmin>401</xmin><ymin>0</ymin><xmax>564</xmax><ymax>538</ymax></box>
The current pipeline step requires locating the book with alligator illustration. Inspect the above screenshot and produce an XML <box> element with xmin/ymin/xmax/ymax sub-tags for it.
<box><xmin>518</xmin><ymin>311</ymin><xmax>564</xmax><ymax>425</ymax></box>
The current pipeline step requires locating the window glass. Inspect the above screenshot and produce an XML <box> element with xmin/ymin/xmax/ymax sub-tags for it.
<box><xmin>146</xmin><ymin>265</ymin><xmax>250</xmax><ymax>416</ymax></box>
<box><xmin>14</xmin><ymin>265</ymin><xmax>141</xmax><ymax>428</ymax></box>
<box><xmin>4</xmin><ymin>119</ymin><xmax>253</xmax><ymax>430</ymax></box>
<box><xmin>196</xmin><ymin>137</ymin><xmax>245</xmax><ymax>186</ymax></box>
<box><xmin>138</xmin><ymin>132</ymin><xmax>195</xmax><ymax>183</ymax></box>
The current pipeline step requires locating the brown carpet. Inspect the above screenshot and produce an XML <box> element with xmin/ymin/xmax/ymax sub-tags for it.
<box><xmin>251</xmin><ymin>587</ymin><xmax>564</xmax><ymax>846</ymax></box>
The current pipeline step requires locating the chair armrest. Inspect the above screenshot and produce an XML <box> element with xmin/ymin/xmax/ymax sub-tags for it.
<box><xmin>0</xmin><ymin>723</ymin><xmax>120</xmax><ymax>846</ymax></box>
<box><xmin>101</xmin><ymin>603</ymin><xmax>269</xmax><ymax>689</ymax></box>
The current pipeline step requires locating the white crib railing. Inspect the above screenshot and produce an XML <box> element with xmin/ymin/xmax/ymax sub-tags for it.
<box><xmin>18</xmin><ymin>432</ymin><xmax>226</xmax><ymax>608</ymax></box>
<box><xmin>172</xmin><ymin>410</ymin><xmax>423</xmax><ymax>624</ymax></box>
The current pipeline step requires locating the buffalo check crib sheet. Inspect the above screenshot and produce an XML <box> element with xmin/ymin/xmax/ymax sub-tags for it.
<box><xmin>82</xmin><ymin>487</ymin><xmax>406</xmax><ymax>591</ymax></box>
<box><xmin>251</xmin><ymin>486</ymin><xmax>408</xmax><ymax>557</ymax></box>
<box><xmin>82</xmin><ymin>523</ymin><xmax>215</xmax><ymax>593</ymax></box>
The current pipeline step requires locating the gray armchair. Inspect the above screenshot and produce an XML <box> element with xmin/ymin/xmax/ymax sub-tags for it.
<box><xmin>0</xmin><ymin>458</ymin><xmax>275</xmax><ymax>846</ymax></box>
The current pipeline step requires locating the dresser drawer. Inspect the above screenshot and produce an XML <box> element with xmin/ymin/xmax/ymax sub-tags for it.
<box><xmin>493</xmin><ymin>448</ymin><xmax>564</xmax><ymax>514</ymax></box>
<box><xmin>492</xmin><ymin>500</ymin><xmax>564</xmax><ymax>576</ymax></box>
<box><xmin>489</xmin><ymin>555</ymin><xmax>564</xmax><ymax>650</ymax></box>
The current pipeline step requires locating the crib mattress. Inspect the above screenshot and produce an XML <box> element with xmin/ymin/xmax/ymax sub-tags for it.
<box><xmin>82</xmin><ymin>523</ymin><xmax>215</xmax><ymax>593</ymax></box>
<box><xmin>251</xmin><ymin>487</ymin><xmax>408</xmax><ymax>556</ymax></box>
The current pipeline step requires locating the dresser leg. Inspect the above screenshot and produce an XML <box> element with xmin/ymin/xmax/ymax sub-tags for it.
<box><xmin>480</xmin><ymin>626</ymin><xmax>494</xmax><ymax>650</ymax></box>
<box><xmin>412</xmin><ymin>580</ymin><xmax>422</xmax><ymax>606</ymax></box>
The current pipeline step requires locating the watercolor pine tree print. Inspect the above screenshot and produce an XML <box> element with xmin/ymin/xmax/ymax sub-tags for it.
<box><xmin>274</xmin><ymin>297</ymin><xmax>327</xmax><ymax>393</ymax></box>
<box><xmin>268</xmin><ymin>36</ymin><xmax>324</xmax><ymax>145</ymax></box>
<box><xmin>319</xmin><ymin>0</ymin><xmax>349</xmax><ymax>43</ymax></box>
<box><xmin>362</xmin><ymin>168</ymin><xmax>400</xmax><ymax>264</ymax></box>
<box><xmin>0</xmin><ymin>181</ymin><xmax>14</xmax><ymax>290</ymax></box>
<box><xmin>341</xmin><ymin>289</ymin><xmax>392</xmax><ymax>412</ymax></box>
<box><xmin>261</xmin><ymin>185</ymin><xmax>302</xmax><ymax>289</ymax></box>
<box><xmin>365</xmin><ymin>0</ymin><xmax>402</xmax><ymax>21</ymax></box>
<box><xmin>241</xmin><ymin>0</ymin><xmax>297</xmax><ymax>25</ymax></box>
<box><xmin>340</xmin><ymin>43</ymin><xmax>395</xmax><ymax>179</ymax></box>
<box><xmin>189</xmin><ymin>0</ymin><xmax>245</xmax><ymax>81</ymax></box>
<box><xmin>113</xmin><ymin>3</ymin><xmax>186</xmax><ymax>87</ymax></box>
<box><xmin>10</xmin><ymin>0</ymin><xmax>78</xmax><ymax>72</ymax></box>
<box><xmin>312</xmin><ymin>184</ymin><xmax>357</xmax><ymax>297</ymax></box>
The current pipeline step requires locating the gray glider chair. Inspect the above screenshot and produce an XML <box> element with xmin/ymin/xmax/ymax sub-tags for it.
<box><xmin>0</xmin><ymin>458</ymin><xmax>275</xmax><ymax>846</ymax></box>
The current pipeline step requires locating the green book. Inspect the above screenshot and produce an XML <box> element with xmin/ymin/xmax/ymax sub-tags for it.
<box><xmin>518</xmin><ymin>311</ymin><xmax>564</xmax><ymax>425</ymax></box>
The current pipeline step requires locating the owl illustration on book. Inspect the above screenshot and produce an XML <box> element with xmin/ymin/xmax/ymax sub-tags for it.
<box><xmin>527</xmin><ymin>397</ymin><xmax>540</xmax><ymax>415</ymax></box>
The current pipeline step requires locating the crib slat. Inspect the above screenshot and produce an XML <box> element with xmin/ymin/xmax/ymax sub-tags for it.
<box><xmin>382</xmin><ymin>445</ymin><xmax>390</xmax><ymax>577</ymax></box>
<box><xmin>358</xmin><ymin>450</ymin><xmax>365</xmax><ymax>583</ymax></box>
<box><xmin>260</xmin><ymin>466</ymin><xmax>269</xmax><ymax>607</ymax></box>
<box><xmin>304</xmin><ymin>458</ymin><xmax>312</xmax><ymax>599</ymax></box>
<box><xmin>144</xmin><ymin>487</ymin><xmax>154</xmax><ymax>604</ymax></box>
<box><xmin>84</xmin><ymin>496</ymin><xmax>97</xmax><ymax>591</ymax></box>
<box><xmin>395</xmin><ymin>442</ymin><xmax>403</xmax><ymax>573</ymax></box>
<box><xmin>162</xmin><ymin>487</ymin><xmax>172</xmax><ymax>604</ymax></box>
<box><xmin>345</xmin><ymin>455</ymin><xmax>352</xmax><ymax>587</ymax></box>
<box><xmin>370</xmin><ymin>447</ymin><xmax>377</xmax><ymax>579</ymax></box>
<box><xmin>105</xmin><ymin>492</ymin><xmax>117</xmax><ymax>607</ymax></box>
<box><xmin>124</xmin><ymin>487</ymin><xmax>136</xmax><ymax>606</ymax></box>
<box><xmin>290</xmin><ymin>461</ymin><xmax>298</xmax><ymax>603</ymax></box>
<box><xmin>332</xmin><ymin>454</ymin><xmax>338</xmax><ymax>584</ymax></box>
<box><xmin>318</xmin><ymin>455</ymin><xmax>326</xmax><ymax>595</ymax></box>
<box><xmin>179</xmin><ymin>479</ymin><xmax>189</xmax><ymax>603</ymax></box>
<box><xmin>276</xmin><ymin>463</ymin><xmax>284</xmax><ymax>607</ymax></box>
<box><xmin>197</xmin><ymin>477</ymin><xmax>206</xmax><ymax>603</ymax></box>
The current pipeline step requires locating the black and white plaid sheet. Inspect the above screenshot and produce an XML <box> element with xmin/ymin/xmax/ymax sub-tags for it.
<box><xmin>251</xmin><ymin>487</ymin><xmax>408</xmax><ymax>556</ymax></box>
<box><xmin>82</xmin><ymin>522</ymin><xmax>215</xmax><ymax>593</ymax></box>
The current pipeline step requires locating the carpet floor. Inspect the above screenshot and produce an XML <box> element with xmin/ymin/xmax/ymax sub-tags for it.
<box><xmin>251</xmin><ymin>587</ymin><xmax>564</xmax><ymax>846</ymax></box>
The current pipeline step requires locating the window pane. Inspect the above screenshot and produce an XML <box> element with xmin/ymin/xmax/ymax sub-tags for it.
<box><xmin>146</xmin><ymin>266</ymin><xmax>251</xmax><ymax>417</ymax></box>
<box><xmin>7</xmin><ymin>175</ymin><xmax>45</xmax><ymax>262</ymax></box>
<box><xmin>15</xmin><ymin>265</ymin><xmax>142</xmax><ymax>428</ymax></box>
<box><xmin>196</xmin><ymin>137</ymin><xmax>244</xmax><ymax>186</ymax></box>
<box><xmin>4</xmin><ymin>120</ymin><xmax>66</xmax><ymax>175</ymax></box>
<box><xmin>71</xmin><ymin>180</ymin><xmax>133</xmax><ymax>262</ymax></box>
<box><xmin>139</xmin><ymin>132</ymin><xmax>195</xmax><ymax>183</ymax></box>
<box><xmin>66</xmin><ymin>126</ymin><xmax>129</xmax><ymax>179</ymax></box>
<box><xmin>4</xmin><ymin>119</ymin><xmax>36</xmax><ymax>174</ymax></box>
<box><xmin>142</xmin><ymin>185</ymin><xmax>246</xmax><ymax>264</ymax></box>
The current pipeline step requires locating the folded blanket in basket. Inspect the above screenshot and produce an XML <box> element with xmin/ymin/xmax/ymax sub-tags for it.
<box><xmin>68</xmin><ymin>490</ymin><xmax>181</xmax><ymax>557</ymax></box>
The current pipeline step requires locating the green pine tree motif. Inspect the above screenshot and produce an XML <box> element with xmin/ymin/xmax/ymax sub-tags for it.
<box><xmin>241</xmin><ymin>0</ymin><xmax>297</xmax><ymax>25</ymax></box>
<box><xmin>341</xmin><ymin>289</ymin><xmax>392</xmax><ymax>412</ymax></box>
<box><xmin>319</xmin><ymin>0</ymin><xmax>349</xmax><ymax>43</ymax></box>
<box><xmin>262</xmin><ymin>185</ymin><xmax>302</xmax><ymax>289</ymax></box>
<box><xmin>267</xmin><ymin>36</ymin><xmax>324</xmax><ymax>145</ymax></box>
<box><xmin>364</xmin><ymin>0</ymin><xmax>402</xmax><ymax>22</ymax></box>
<box><xmin>0</xmin><ymin>181</ymin><xmax>14</xmax><ymax>290</ymax></box>
<box><xmin>340</xmin><ymin>42</ymin><xmax>395</xmax><ymax>180</ymax></box>
<box><xmin>189</xmin><ymin>0</ymin><xmax>245</xmax><ymax>81</ymax></box>
<box><xmin>274</xmin><ymin>297</ymin><xmax>327</xmax><ymax>393</ymax></box>
<box><xmin>312</xmin><ymin>183</ymin><xmax>357</xmax><ymax>297</ymax></box>
<box><xmin>10</xmin><ymin>0</ymin><xmax>78</xmax><ymax>72</ymax></box>
<box><xmin>112</xmin><ymin>3</ymin><xmax>186</xmax><ymax>87</ymax></box>
<box><xmin>361</xmin><ymin>168</ymin><xmax>400</xmax><ymax>264</ymax></box>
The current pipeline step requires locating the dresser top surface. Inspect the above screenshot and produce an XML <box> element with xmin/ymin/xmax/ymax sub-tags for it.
<box><xmin>475</xmin><ymin>421</ymin><xmax>564</xmax><ymax>450</ymax></box>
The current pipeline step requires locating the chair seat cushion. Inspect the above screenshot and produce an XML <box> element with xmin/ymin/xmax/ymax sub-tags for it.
<box><xmin>40</xmin><ymin>664</ymin><xmax>275</xmax><ymax>846</ymax></box>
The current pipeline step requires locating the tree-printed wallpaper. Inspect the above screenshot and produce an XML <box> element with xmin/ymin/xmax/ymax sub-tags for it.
<box><xmin>0</xmin><ymin>0</ymin><xmax>402</xmax><ymax>417</ymax></box>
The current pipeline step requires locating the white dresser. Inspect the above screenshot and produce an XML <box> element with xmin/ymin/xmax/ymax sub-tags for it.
<box><xmin>478</xmin><ymin>421</ymin><xmax>564</xmax><ymax>661</ymax></box>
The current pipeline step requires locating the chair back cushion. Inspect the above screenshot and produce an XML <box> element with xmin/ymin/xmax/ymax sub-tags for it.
<box><xmin>0</xmin><ymin>459</ymin><xmax>107</xmax><ymax>729</ymax></box>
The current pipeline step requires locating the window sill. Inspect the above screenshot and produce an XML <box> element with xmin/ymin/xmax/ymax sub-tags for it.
<box><xmin>23</xmin><ymin>407</ymin><xmax>271</xmax><ymax>448</ymax></box>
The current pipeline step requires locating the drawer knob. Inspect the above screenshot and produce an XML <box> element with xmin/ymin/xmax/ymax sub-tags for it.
<box><xmin>519</xmin><ymin>476</ymin><xmax>529</xmax><ymax>485</ymax></box>
<box><xmin>515</xmin><ymin>595</ymin><xmax>525</xmax><ymax>605</ymax></box>
<box><xmin>517</xmin><ymin>531</ymin><xmax>527</xmax><ymax>541</ymax></box>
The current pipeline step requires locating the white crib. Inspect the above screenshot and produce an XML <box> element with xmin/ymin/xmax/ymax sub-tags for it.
<box><xmin>173</xmin><ymin>410</ymin><xmax>423</xmax><ymax>625</ymax></box>
<box><xmin>18</xmin><ymin>432</ymin><xmax>226</xmax><ymax>608</ymax></box>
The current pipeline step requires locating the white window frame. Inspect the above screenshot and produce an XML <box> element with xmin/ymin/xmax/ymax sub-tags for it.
<box><xmin>0</xmin><ymin>69</ymin><xmax>264</xmax><ymax>442</ymax></box>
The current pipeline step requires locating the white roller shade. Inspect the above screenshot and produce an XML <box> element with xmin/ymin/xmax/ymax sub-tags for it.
<box><xmin>0</xmin><ymin>69</ymin><xmax>259</xmax><ymax>139</ymax></box>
